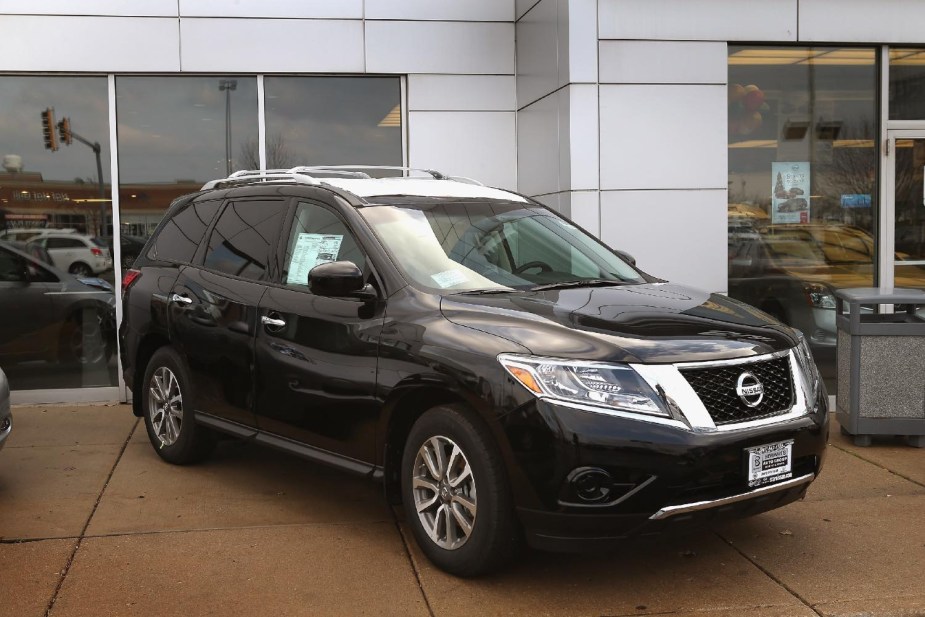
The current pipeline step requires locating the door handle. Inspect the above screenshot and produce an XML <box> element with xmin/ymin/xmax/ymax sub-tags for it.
<box><xmin>170</xmin><ymin>293</ymin><xmax>192</xmax><ymax>305</ymax></box>
<box><xmin>261</xmin><ymin>315</ymin><xmax>286</xmax><ymax>329</ymax></box>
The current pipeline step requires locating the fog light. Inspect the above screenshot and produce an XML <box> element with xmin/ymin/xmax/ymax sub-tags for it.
<box><xmin>569</xmin><ymin>467</ymin><xmax>613</xmax><ymax>503</ymax></box>
<box><xmin>0</xmin><ymin>417</ymin><xmax>10</xmax><ymax>432</ymax></box>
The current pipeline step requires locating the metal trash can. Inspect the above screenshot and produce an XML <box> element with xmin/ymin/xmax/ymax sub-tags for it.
<box><xmin>834</xmin><ymin>287</ymin><xmax>925</xmax><ymax>448</ymax></box>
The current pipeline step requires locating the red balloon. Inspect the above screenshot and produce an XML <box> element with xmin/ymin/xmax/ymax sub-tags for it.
<box><xmin>744</xmin><ymin>89</ymin><xmax>765</xmax><ymax>112</ymax></box>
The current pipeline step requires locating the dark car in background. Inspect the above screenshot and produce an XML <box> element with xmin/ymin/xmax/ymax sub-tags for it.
<box><xmin>0</xmin><ymin>240</ymin><xmax>116</xmax><ymax>377</ymax></box>
<box><xmin>121</xmin><ymin>166</ymin><xmax>828</xmax><ymax>576</ymax></box>
<box><xmin>728</xmin><ymin>221</ymin><xmax>925</xmax><ymax>382</ymax></box>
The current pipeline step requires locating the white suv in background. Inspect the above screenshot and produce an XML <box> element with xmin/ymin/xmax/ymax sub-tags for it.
<box><xmin>30</xmin><ymin>233</ymin><xmax>112</xmax><ymax>276</ymax></box>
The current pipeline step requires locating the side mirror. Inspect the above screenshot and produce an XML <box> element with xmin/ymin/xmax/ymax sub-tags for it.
<box><xmin>614</xmin><ymin>249</ymin><xmax>636</xmax><ymax>266</ymax></box>
<box><xmin>309</xmin><ymin>261</ymin><xmax>376</xmax><ymax>300</ymax></box>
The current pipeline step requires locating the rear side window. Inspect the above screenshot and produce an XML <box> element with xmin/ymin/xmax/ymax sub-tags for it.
<box><xmin>150</xmin><ymin>200</ymin><xmax>222</xmax><ymax>263</ymax></box>
<box><xmin>45</xmin><ymin>237</ymin><xmax>85</xmax><ymax>249</ymax></box>
<box><xmin>203</xmin><ymin>200</ymin><xmax>288</xmax><ymax>281</ymax></box>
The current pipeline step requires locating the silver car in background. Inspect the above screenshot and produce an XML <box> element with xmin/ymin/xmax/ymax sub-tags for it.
<box><xmin>0</xmin><ymin>367</ymin><xmax>10</xmax><ymax>452</ymax></box>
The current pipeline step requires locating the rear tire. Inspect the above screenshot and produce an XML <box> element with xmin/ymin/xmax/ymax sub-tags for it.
<box><xmin>401</xmin><ymin>404</ymin><xmax>517</xmax><ymax>577</ymax></box>
<box><xmin>69</xmin><ymin>262</ymin><xmax>92</xmax><ymax>277</ymax></box>
<box><xmin>142</xmin><ymin>346</ymin><xmax>215</xmax><ymax>464</ymax></box>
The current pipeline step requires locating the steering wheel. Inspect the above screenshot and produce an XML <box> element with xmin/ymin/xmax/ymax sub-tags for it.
<box><xmin>513</xmin><ymin>260</ymin><xmax>553</xmax><ymax>275</ymax></box>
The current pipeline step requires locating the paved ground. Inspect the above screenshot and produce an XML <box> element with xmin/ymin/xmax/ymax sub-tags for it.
<box><xmin>1</xmin><ymin>404</ymin><xmax>923</xmax><ymax>617</ymax></box>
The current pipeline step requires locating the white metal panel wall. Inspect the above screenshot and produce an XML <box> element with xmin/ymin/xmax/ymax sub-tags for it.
<box><xmin>180</xmin><ymin>19</ymin><xmax>365</xmax><ymax>72</ymax></box>
<box><xmin>598</xmin><ymin>0</ymin><xmax>797</xmax><ymax>42</ymax></box>
<box><xmin>800</xmin><ymin>0</ymin><xmax>925</xmax><ymax>43</ymax></box>
<box><xmin>0</xmin><ymin>16</ymin><xmax>181</xmax><ymax>71</ymax></box>
<box><xmin>366</xmin><ymin>21</ymin><xmax>515</xmax><ymax>74</ymax></box>
<box><xmin>516</xmin><ymin>0</ymin><xmax>560</xmax><ymax>108</ymax></box>
<box><xmin>601</xmin><ymin>190</ymin><xmax>729</xmax><ymax>293</ymax></box>
<box><xmin>0</xmin><ymin>0</ymin><xmax>177</xmax><ymax>15</ymax></box>
<box><xmin>407</xmin><ymin>76</ymin><xmax>516</xmax><ymax>112</ymax></box>
<box><xmin>599</xmin><ymin>41</ymin><xmax>727</xmax><ymax>84</ymax></box>
<box><xmin>366</xmin><ymin>0</ymin><xmax>514</xmax><ymax>21</ymax></box>
<box><xmin>408</xmin><ymin>112</ymin><xmax>516</xmax><ymax>190</ymax></box>
<box><xmin>179</xmin><ymin>0</ymin><xmax>362</xmax><ymax>18</ymax></box>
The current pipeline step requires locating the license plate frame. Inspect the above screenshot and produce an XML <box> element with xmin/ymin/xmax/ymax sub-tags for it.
<box><xmin>745</xmin><ymin>439</ymin><xmax>794</xmax><ymax>488</ymax></box>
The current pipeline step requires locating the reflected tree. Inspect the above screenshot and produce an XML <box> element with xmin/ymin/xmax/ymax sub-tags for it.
<box><xmin>239</xmin><ymin>133</ymin><xmax>295</xmax><ymax>170</ymax></box>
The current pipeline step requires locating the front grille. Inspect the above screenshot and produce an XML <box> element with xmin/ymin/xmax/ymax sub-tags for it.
<box><xmin>680</xmin><ymin>355</ymin><xmax>794</xmax><ymax>425</ymax></box>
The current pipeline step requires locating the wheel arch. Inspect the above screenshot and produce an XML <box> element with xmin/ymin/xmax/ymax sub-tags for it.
<box><xmin>131</xmin><ymin>332</ymin><xmax>171</xmax><ymax>417</ymax></box>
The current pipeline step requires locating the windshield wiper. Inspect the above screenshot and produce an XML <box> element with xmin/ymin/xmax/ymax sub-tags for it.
<box><xmin>453</xmin><ymin>288</ymin><xmax>518</xmax><ymax>296</ymax></box>
<box><xmin>530</xmin><ymin>279</ymin><xmax>629</xmax><ymax>291</ymax></box>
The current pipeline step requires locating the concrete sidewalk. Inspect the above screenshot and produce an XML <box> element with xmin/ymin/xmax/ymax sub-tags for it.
<box><xmin>1</xmin><ymin>405</ymin><xmax>923</xmax><ymax>617</ymax></box>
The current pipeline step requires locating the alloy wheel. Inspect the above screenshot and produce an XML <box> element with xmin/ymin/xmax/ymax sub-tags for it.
<box><xmin>411</xmin><ymin>435</ymin><xmax>477</xmax><ymax>550</ymax></box>
<box><xmin>148</xmin><ymin>367</ymin><xmax>183</xmax><ymax>447</ymax></box>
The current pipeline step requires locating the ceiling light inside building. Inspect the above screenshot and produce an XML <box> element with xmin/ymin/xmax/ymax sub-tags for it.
<box><xmin>378</xmin><ymin>105</ymin><xmax>401</xmax><ymax>127</ymax></box>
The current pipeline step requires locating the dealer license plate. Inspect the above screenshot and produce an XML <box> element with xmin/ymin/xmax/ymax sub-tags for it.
<box><xmin>746</xmin><ymin>440</ymin><xmax>794</xmax><ymax>487</ymax></box>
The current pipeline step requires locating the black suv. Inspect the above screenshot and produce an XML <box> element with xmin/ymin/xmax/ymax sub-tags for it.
<box><xmin>120</xmin><ymin>166</ymin><xmax>828</xmax><ymax>576</ymax></box>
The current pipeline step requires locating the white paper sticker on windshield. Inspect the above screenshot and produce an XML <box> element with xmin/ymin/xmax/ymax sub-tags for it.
<box><xmin>286</xmin><ymin>233</ymin><xmax>344</xmax><ymax>285</ymax></box>
<box><xmin>431</xmin><ymin>268</ymin><xmax>468</xmax><ymax>289</ymax></box>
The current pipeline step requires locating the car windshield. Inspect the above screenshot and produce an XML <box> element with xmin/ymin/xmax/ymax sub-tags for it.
<box><xmin>359</xmin><ymin>201</ymin><xmax>645</xmax><ymax>292</ymax></box>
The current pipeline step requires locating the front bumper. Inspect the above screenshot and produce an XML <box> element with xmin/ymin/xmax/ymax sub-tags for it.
<box><xmin>498</xmin><ymin>353</ymin><xmax>829</xmax><ymax>551</ymax></box>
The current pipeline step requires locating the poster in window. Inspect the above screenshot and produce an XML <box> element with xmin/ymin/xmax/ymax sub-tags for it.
<box><xmin>771</xmin><ymin>162</ymin><xmax>810</xmax><ymax>224</ymax></box>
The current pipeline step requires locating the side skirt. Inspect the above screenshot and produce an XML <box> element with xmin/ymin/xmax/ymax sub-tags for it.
<box><xmin>194</xmin><ymin>411</ymin><xmax>384</xmax><ymax>480</ymax></box>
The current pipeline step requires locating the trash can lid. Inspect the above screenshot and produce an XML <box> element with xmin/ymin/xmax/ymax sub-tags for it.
<box><xmin>834</xmin><ymin>287</ymin><xmax>925</xmax><ymax>306</ymax></box>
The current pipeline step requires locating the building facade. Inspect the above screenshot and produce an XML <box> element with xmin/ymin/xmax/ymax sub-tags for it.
<box><xmin>1</xmin><ymin>0</ymin><xmax>923</xmax><ymax>402</ymax></box>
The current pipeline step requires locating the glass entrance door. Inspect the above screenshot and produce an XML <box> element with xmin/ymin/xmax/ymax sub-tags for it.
<box><xmin>886</xmin><ymin>132</ymin><xmax>925</xmax><ymax>291</ymax></box>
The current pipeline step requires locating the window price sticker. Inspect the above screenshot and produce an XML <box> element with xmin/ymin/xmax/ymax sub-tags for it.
<box><xmin>286</xmin><ymin>233</ymin><xmax>344</xmax><ymax>285</ymax></box>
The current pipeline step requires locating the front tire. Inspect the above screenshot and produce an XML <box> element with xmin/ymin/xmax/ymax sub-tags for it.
<box><xmin>401</xmin><ymin>404</ymin><xmax>516</xmax><ymax>577</ymax></box>
<box><xmin>142</xmin><ymin>346</ymin><xmax>215</xmax><ymax>464</ymax></box>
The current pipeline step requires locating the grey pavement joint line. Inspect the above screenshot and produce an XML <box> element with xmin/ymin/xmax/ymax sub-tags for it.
<box><xmin>714</xmin><ymin>531</ymin><xmax>824</xmax><ymax>617</ymax></box>
<box><xmin>829</xmin><ymin>442</ymin><xmax>925</xmax><ymax>489</ymax></box>
<box><xmin>43</xmin><ymin>417</ymin><xmax>139</xmax><ymax>617</ymax></box>
<box><xmin>390</xmin><ymin>506</ymin><xmax>436</xmax><ymax>617</ymax></box>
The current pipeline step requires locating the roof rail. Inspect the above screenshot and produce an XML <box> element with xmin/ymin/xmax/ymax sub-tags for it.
<box><xmin>291</xmin><ymin>165</ymin><xmax>449</xmax><ymax>180</ymax></box>
<box><xmin>201</xmin><ymin>165</ymin><xmax>484</xmax><ymax>190</ymax></box>
<box><xmin>201</xmin><ymin>168</ymin><xmax>322</xmax><ymax>190</ymax></box>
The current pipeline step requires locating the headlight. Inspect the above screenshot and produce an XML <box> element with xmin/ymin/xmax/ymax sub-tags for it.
<box><xmin>498</xmin><ymin>354</ymin><xmax>669</xmax><ymax>417</ymax></box>
<box><xmin>803</xmin><ymin>283</ymin><xmax>836</xmax><ymax>309</ymax></box>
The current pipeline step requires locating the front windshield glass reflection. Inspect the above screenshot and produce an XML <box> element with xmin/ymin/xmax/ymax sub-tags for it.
<box><xmin>360</xmin><ymin>202</ymin><xmax>644</xmax><ymax>292</ymax></box>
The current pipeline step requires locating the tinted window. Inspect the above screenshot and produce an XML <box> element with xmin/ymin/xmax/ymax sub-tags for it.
<box><xmin>0</xmin><ymin>248</ymin><xmax>26</xmax><ymax>282</ymax></box>
<box><xmin>204</xmin><ymin>200</ymin><xmax>288</xmax><ymax>281</ymax></box>
<box><xmin>151</xmin><ymin>200</ymin><xmax>222</xmax><ymax>263</ymax></box>
<box><xmin>282</xmin><ymin>202</ymin><xmax>365</xmax><ymax>287</ymax></box>
<box><xmin>46</xmin><ymin>237</ymin><xmax>85</xmax><ymax>249</ymax></box>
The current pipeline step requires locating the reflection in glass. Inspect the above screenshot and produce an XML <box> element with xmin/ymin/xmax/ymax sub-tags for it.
<box><xmin>889</xmin><ymin>49</ymin><xmax>925</xmax><ymax>120</ymax></box>
<box><xmin>727</xmin><ymin>46</ymin><xmax>879</xmax><ymax>388</ymax></box>
<box><xmin>116</xmin><ymin>76</ymin><xmax>258</xmax><ymax>240</ymax></box>
<box><xmin>892</xmin><ymin>139</ymin><xmax>925</xmax><ymax>290</ymax></box>
<box><xmin>0</xmin><ymin>76</ymin><xmax>116</xmax><ymax>390</ymax></box>
<box><xmin>263</xmin><ymin>77</ymin><xmax>402</xmax><ymax>171</ymax></box>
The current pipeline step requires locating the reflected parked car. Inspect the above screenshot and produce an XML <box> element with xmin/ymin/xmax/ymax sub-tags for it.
<box><xmin>0</xmin><ymin>367</ymin><xmax>10</xmax><ymax>452</ymax></box>
<box><xmin>0</xmin><ymin>240</ymin><xmax>116</xmax><ymax>370</ymax></box>
<box><xmin>728</xmin><ymin>221</ymin><xmax>925</xmax><ymax>374</ymax></box>
<box><xmin>0</xmin><ymin>227</ymin><xmax>78</xmax><ymax>243</ymax></box>
<box><xmin>28</xmin><ymin>232</ymin><xmax>112</xmax><ymax>276</ymax></box>
<box><xmin>94</xmin><ymin>234</ymin><xmax>147</xmax><ymax>269</ymax></box>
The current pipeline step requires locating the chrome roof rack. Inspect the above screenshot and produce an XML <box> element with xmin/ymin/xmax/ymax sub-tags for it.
<box><xmin>201</xmin><ymin>165</ymin><xmax>484</xmax><ymax>190</ymax></box>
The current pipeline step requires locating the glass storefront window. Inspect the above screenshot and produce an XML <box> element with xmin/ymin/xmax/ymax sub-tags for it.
<box><xmin>116</xmin><ymin>76</ymin><xmax>259</xmax><ymax>246</ymax></box>
<box><xmin>263</xmin><ymin>77</ymin><xmax>402</xmax><ymax>170</ymax></box>
<box><xmin>0</xmin><ymin>76</ymin><xmax>117</xmax><ymax>389</ymax></box>
<box><xmin>727</xmin><ymin>47</ymin><xmax>879</xmax><ymax>387</ymax></box>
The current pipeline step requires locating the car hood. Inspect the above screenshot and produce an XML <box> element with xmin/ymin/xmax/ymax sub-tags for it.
<box><xmin>440</xmin><ymin>283</ymin><xmax>798</xmax><ymax>364</ymax></box>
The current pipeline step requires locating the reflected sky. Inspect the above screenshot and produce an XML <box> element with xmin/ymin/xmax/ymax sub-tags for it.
<box><xmin>0</xmin><ymin>76</ymin><xmax>110</xmax><ymax>182</ymax></box>
<box><xmin>264</xmin><ymin>77</ymin><xmax>401</xmax><ymax>167</ymax></box>
<box><xmin>117</xmin><ymin>76</ymin><xmax>259</xmax><ymax>184</ymax></box>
